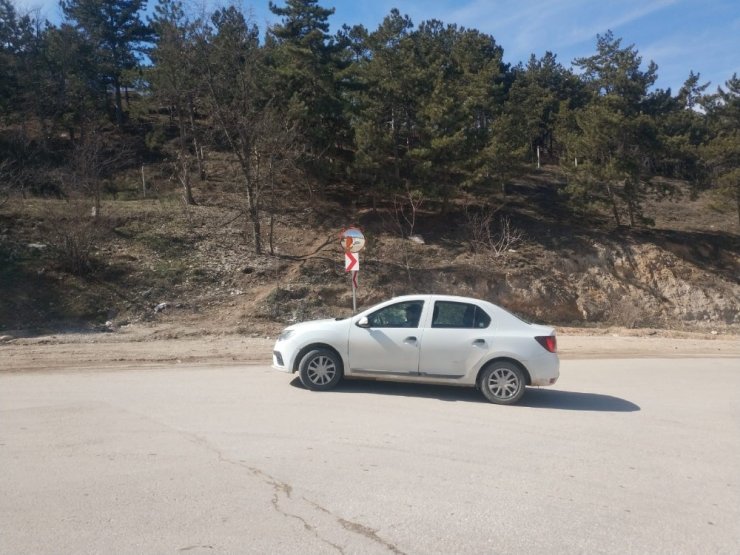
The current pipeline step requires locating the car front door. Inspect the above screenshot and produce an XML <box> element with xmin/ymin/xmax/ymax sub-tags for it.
<box><xmin>347</xmin><ymin>299</ymin><xmax>427</xmax><ymax>375</ymax></box>
<box><xmin>418</xmin><ymin>301</ymin><xmax>493</xmax><ymax>377</ymax></box>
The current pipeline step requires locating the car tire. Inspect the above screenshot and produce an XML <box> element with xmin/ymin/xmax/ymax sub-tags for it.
<box><xmin>479</xmin><ymin>361</ymin><xmax>526</xmax><ymax>405</ymax></box>
<box><xmin>298</xmin><ymin>348</ymin><xmax>343</xmax><ymax>391</ymax></box>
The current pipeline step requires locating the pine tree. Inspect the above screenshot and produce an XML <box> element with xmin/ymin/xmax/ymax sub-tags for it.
<box><xmin>348</xmin><ymin>10</ymin><xmax>417</xmax><ymax>202</ymax></box>
<box><xmin>506</xmin><ymin>52</ymin><xmax>585</xmax><ymax>164</ymax></box>
<box><xmin>267</xmin><ymin>0</ymin><xmax>349</xmax><ymax>181</ymax></box>
<box><xmin>45</xmin><ymin>23</ymin><xmax>109</xmax><ymax>140</ymax></box>
<box><xmin>349</xmin><ymin>12</ymin><xmax>508</xmax><ymax>206</ymax></box>
<box><xmin>702</xmin><ymin>74</ymin><xmax>740</xmax><ymax>223</ymax></box>
<box><xmin>651</xmin><ymin>71</ymin><xmax>710</xmax><ymax>183</ymax></box>
<box><xmin>0</xmin><ymin>0</ymin><xmax>22</xmax><ymax>118</ymax></box>
<box><xmin>149</xmin><ymin>0</ymin><xmax>201</xmax><ymax>204</ymax></box>
<box><xmin>201</xmin><ymin>6</ymin><xmax>298</xmax><ymax>254</ymax></box>
<box><xmin>60</xmin><ymin>0</ymin><xmax>151</xmax><ymax>126</ymax></box>
<box><xmin>410</xmin><ymin>21</ymin><xmax>506</xmax><ymax>207</ymax></box>
<box><xmin>0</xmin><ymin>1</ymin><xmax>51</xmax><ymax>126</ymax></box>
<box><xmin>563</xmin><ymin>31</ymin><xmax>661</xmax><ymax>226</ymax></box>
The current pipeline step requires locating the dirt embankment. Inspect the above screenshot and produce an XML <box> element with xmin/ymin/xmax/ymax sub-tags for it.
<box><xmin>1</xmin><ymin>170</ymin><xmax>737</xmax><ymax>337</ymax></box>
<box><xmin>494</xmin><ymin>239</ymin><xmax>739</xmax><ymax>328</ymax></box>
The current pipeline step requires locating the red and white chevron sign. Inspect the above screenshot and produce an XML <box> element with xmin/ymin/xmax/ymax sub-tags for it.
<box><xmin>344</xmin><ymin>252</ymin><xmax>359</xmax><ymax>272</ymax></box>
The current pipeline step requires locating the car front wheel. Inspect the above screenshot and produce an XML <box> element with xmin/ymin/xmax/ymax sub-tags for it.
<box><xmin>298</xmin><ymin>348</ymin><xmax>343</xmax><ymax>391</ymax></box>
<box><xmin>479</xmin><ymin>362</ymin><xmax>526</xmax><ymax>405</ymax></box>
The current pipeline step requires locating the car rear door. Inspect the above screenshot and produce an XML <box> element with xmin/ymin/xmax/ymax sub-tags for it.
<box><xmin>417</xmin><ymin>300</ymin><xmax>493</xmax><ymax>377</ymax></box>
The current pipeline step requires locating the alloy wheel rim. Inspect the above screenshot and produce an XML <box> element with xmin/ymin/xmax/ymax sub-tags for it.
<box><xmin>487</xmin><ymin>368</ymin><xmax>520</xmax><ymax>399</ymax></box>
<box><xmin>307</xmin><ymin>356</ymin><xmax>336</xmax><ymax>385</ymax></box>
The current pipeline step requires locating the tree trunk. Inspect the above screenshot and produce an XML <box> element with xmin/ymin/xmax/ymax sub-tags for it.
<box><xmin>625</xmin><ymin>178</ymin><xmax>639</xmax><ymax>227</ymax></box>
<box><xmin>193</xmin><ymin>140</ymin><xmax>205</xmax><ymax>181</ymax></box>
<box><xmin>178</xmin><ymin>112</ymin><xmax>196</xmax><ymax>206</ymax></box>
<box><xmin>179</xmin><ymin>158</ymin><xmax>195</xmax><ymax>206</ymax></box>
<box><xmin>188</xmin><ymin>99</ymin><xmax>206</xmax><ymax>181</ymax></box>
<box><xmin>93</xmin><ymin>180</ymin><xmax>101</xmax><ymax>219</ymax></box>
<box><xmin>268</xmin><ymin>158</ymin><xmax>275</xmax><ymax>256</ymax></box>
<box><xmin>627</xmin><ymin>201</ymin><xmax>636</xmax><ymax>227</ymax></box>
<box><xmin>113</xmin><ymin>75</ymin><xmax>123</xmax><ymax>127</ymax></box>
<box><xmin>268</xmin><ymin>212</ymin><xmax>275</xmax><ymax>256</ymax></box>
<box><xmin>606</xmin><ymin>181</ymin><xmax>621</xmax><ymax>226</ymax></box>
<box><xmin>247</xmin><ymin>188</ymin><xmax>262</xmax><ymax>255</ymax></box>
<box><xmin>440</xmin><ymin>192</ymin><xmax>450</xmax><ymax>215</ymax></box>
<box><xmin>242</xmin><ymin>162</ymin><xmax>262</xmax><ymax>255</ymax></box>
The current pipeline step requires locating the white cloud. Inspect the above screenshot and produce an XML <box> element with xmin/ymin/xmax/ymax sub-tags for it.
<box><xmin>564</xmin><ymin>0</ymin><xmax>679</xmax><ymax>45</ymax></box>
<box><xmin>419</xmin><ymin>0</ymin><xmax>680</xmax><ymax>62</ymax></box>
<box><xmin>642</xmin><ymin>28</ymin><xmax>740</xmax><ymax>90</ymax></box>
<box><xmin>12</xmin><ymin>0</ymin><xmax>61</xmax><ymax>21</ymax></box>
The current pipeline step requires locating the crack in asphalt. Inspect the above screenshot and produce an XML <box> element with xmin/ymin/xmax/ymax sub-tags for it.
<box><xmin>113</xmin><ymin>408</ymin><xmax>403</xmax><ymax>554</ymax></box>
<box><xmin>193</xmin><ymin>437</ymin><xmax>405</xmax><ymax>554</ymax></box>
<box><xmin>245</xmin><ymin>466</ymin><xmax>344</xmax><ymax>554</ymax></box>
<box><xmin>186</xmin><ymin>433</ymin><xmax>345</xmax><ymax>553</ymax></box>
<box><xmin>302</xmin><ymin>499</ymin><xmax>407</xmax><ymax>555</ymax></box>
<box><xmin>338</xmin><ymin>519</ymin><xmax>406</xmax><ymax>555</ymax></box>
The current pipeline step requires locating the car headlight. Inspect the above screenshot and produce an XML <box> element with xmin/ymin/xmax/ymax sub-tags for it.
<box><xmin>277</xmin><ymin>329</ymin><xmax>295</xmax><ymax>341</ymax></box>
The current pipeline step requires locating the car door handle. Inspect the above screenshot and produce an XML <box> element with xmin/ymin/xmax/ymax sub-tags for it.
<box><xmin>404</xmin><ymin>336</ymin><xmax>417</xmax><ymax>343</ymax></box>
<box><xmin>472</xmin><ymin>339</ymin><xmax>486</xmax><ymax>346</ymax></box>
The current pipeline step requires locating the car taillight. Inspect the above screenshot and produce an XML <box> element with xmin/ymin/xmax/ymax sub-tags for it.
<box><xmin>535</xmin><ymin>335</ymin><xmax>557</xmax><ymax>353</ymax></box>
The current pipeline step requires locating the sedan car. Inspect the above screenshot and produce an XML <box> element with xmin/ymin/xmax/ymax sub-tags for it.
<box><xmin>272</xmin><ymin>294</ymin><xmax>559</xmax><ymax>405</ymax></box>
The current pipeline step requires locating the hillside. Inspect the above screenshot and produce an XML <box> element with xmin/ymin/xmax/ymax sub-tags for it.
<box><xmin>1</xmin><ymin>166</ymin><xmax>737</xmax><ymax>338</ymax></box>
<box><xmin>2</xmin><ymin>1</ymin><xmax>738</xmax><ymax>340</ymax></box>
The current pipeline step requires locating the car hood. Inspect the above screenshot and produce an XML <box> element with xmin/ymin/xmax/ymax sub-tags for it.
<box><xmin>285</xmin><ymin>318</ymin><xmax>349</xmax><ymax>333</ymax></box>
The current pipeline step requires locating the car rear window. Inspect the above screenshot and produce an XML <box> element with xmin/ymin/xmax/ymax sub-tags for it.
<box><xmin>431</xmin><ymin>301</ymin><xmax>491</xmax><ymax>329</ymax></box>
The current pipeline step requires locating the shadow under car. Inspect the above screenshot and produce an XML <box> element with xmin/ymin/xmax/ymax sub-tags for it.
<box><xmin>290</xmin><ymin>377</ymin><xmax>640</xmax><ymax>412</ymax></box>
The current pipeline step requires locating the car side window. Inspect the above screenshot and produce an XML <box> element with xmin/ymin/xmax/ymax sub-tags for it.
<box><xmin>366</xmin><ymin>301</ymin><xmax>424</xmax><ymax>328</ymax></box>
<box><xmin>431</xmin><ymin>301</ymin><xmax>491</xmax><ymax>329</ymax></box>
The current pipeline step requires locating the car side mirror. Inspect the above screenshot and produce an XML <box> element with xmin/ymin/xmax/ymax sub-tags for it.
<box><xmin>356</xmin><ymin>316</ymin><xmax>370</xmax><ymax>328</ymax></box>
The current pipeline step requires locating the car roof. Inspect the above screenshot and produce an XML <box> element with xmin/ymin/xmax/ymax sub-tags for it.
<box><xmin>390</xmin><ymin>294</ymin><xmax>494</xmax><ymax>306</ymax></box>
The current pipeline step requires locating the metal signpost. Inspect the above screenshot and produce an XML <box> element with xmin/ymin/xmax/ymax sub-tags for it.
<box><xmin>340</xmin><ymin>227</ymin><xmax>365</xmax><ymax>314</ymax></box>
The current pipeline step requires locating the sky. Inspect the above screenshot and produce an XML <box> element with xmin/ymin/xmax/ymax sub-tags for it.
<box><xmin>15</xmin><ymin>0</ymin><xmax>740</xmax><ymax>93</ymax></box>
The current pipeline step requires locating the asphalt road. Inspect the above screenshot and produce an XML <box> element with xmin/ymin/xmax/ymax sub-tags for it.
<box><xmin>1</xmin><ymin>358</ymin><xmax>739</xmax><ymax>554</ymax></box>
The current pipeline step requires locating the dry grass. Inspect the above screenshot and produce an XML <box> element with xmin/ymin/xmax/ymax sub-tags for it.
<box><xmin>1</xmin><ymin>164</ymin><xmax>738</xmax><ymax>334</ymax></box>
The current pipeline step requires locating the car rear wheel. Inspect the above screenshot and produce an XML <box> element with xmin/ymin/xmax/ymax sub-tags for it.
<box><xmin>298</xmin><ymin>348</ymin><xmax>343</xmax><ymax>391</ymax></box>
<box><xmin>479</xmin><ymin>362</ymin><xmax>526</xmax><ymax>405</ymax></box>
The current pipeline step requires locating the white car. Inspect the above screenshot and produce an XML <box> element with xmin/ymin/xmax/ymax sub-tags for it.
<box><xmin>272</xmin><ymin>294</ymin><xmax>559</xmax><ymax>405</ymax></box>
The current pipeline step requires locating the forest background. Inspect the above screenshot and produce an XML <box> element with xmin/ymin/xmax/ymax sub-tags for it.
<box><xmin>0</xmin><ymin>0</ymin><xmax>737</xmax><ymax>334</ymax></box>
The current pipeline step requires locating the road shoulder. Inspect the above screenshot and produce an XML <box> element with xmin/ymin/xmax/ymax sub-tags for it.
<box><xmin>1</xmin><ymin>326</ymin><xmax>738</xmax><ymax>372</ymax></box>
